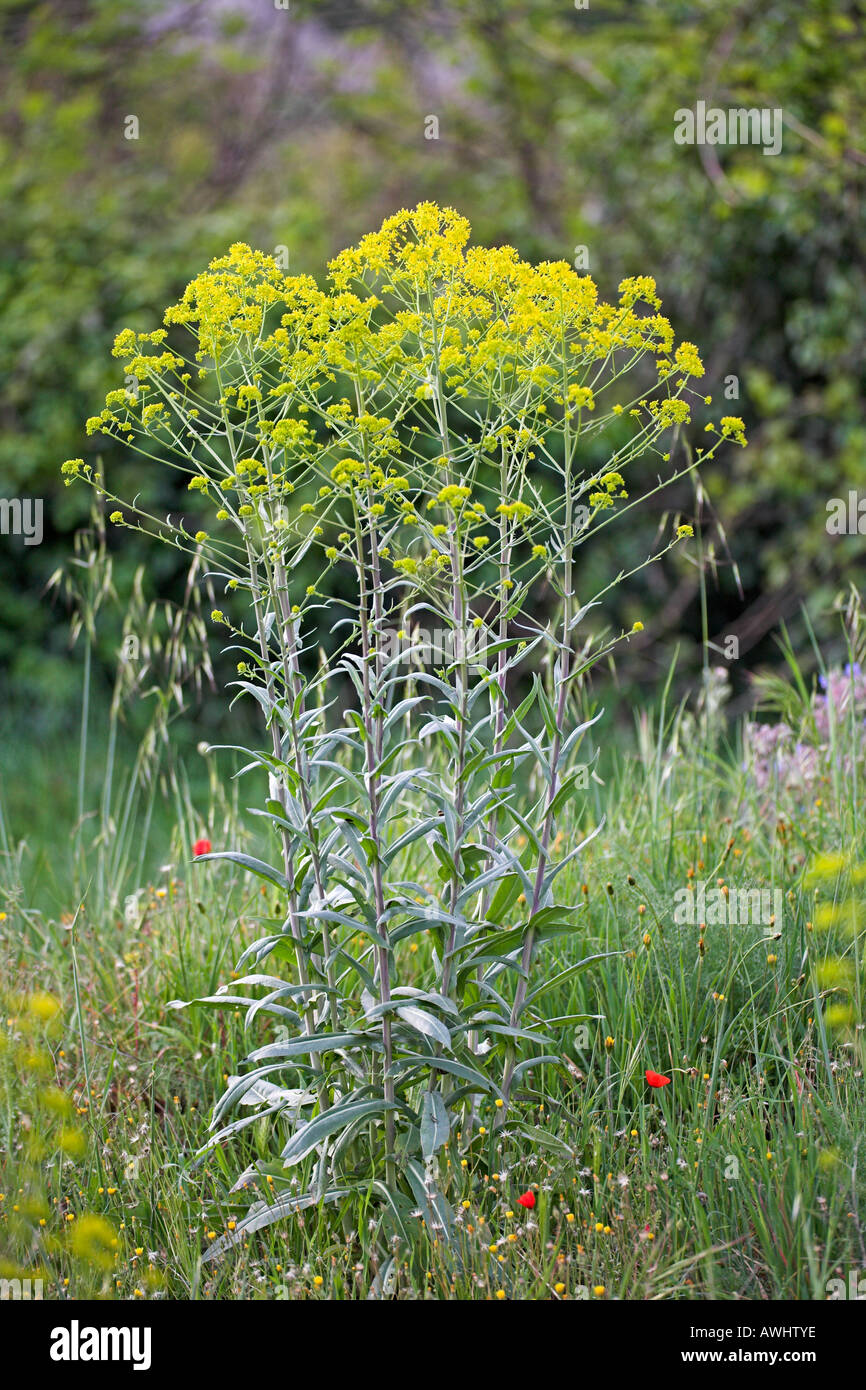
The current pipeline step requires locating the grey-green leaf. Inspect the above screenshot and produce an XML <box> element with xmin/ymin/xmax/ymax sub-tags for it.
<box><xmin>420</xmin><ymin>1089</ymin><xmax>450</xmax><ymax>1159</ymax></box>
<box><xmin>395</xmin><ymin>1004</ymin><xmax>452</xmax><ymax>1050</ymax></box>
<box><xmin>281</xmin><ymin>1098</ymin><xmax>403</xmax><ymax>1167</ymax></box>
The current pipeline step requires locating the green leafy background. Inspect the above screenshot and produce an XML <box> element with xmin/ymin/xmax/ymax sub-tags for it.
<box><xmin>1</xmin><ymin>0</ymin><xmax>863</xmax><ymax>717</ymax></box>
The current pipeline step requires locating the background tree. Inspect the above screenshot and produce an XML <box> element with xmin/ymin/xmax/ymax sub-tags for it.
<box><xmin>1</xmin><ymin>0</ymin><xmax>864</xmax><ymax>726</ymax></box>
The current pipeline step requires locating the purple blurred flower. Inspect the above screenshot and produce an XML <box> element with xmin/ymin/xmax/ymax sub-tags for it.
<box><xmin>745</xmin><ymin>663</ymin><xmax>866</xmax><ymax>810</ymax></box>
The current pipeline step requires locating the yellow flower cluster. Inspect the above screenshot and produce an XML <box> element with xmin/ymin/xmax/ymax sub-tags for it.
<box><xmin>66</xmin><ymin>202</ymin><xmax>730</xmax><ymax>586</ymax></box>
<box><xmin>588</xmin><ymin>471</ymin><xmax>628</xmax><ymax>510</ymax></box>
<box><xmin>496</xmin><ymin>501</ymin><xmax>532</xmax><ymax>522</ymax></box>
<box><xmin>567</xmin><ymin>385</ymin><xmax>595</xmax><ymax>412</ymax></box>
<box><xmin>720</xmin><ymin>416</ymin><xmax>748</xmax><ymax>446</ymax></box>
<box><xmin>163</xmin><ymin>243</ymin><xmax>287</xmax><ymax>359</ymax></box>
<box><xmin>330</xmin><ymin>457</ymin><xmax>409</xmax><ymax>498</ymax></box>
<box><xmin>650</xmin><ymin>397</ymin><xmax>691</xmax><ymax>428</ymax></box>
<box><xmin>328</xmin><ymin>202</ymin><xmax>471</xmax><ymax>295</ymax></box>
<box><xmin>674</xmin><ymin>341</ymin><xmax>704</xmax><ymax>378</ymax></box>
<box><xmin>435</xmin><ymin>484</ymin><xmax>472</xmax><ymax>510</ymax></box>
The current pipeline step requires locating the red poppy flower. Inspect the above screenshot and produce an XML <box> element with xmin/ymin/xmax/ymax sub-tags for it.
<box><xmin>517</xmin><ymin>1190</ymin><xmax>536</xmax><ymax>1209</ymax></box>
<box><xmin>193</xmin><ymin>838</ymin><xmax>212</xmax><ymax>857</ymax></box>
<box><xmin>645</xmin><ymin>1069</ymin><xmax>671</xmax><ymax>1088</ymax></box>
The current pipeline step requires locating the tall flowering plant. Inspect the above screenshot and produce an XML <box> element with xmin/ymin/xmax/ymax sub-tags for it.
<box><xmin>62</xmin><ymin>204</ymin><xmax>744</xmax><ymax>1254</ymax></box>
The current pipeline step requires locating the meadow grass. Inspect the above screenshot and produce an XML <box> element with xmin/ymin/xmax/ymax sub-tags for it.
<box><xmin>2</xmin><ymin>664</ymin><xmax>863</xmax><ymax>1302</ymax></box>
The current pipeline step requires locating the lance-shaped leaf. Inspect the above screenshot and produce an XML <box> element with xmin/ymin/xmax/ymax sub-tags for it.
<box><xmin>249</xmin><ymin>1030</ymin><xmax>368</xmax><ymax>1063</ymax></box>
<box><xmin>281</xmin><ymin>1097</ymin><xmax>405</xmax><ymax>1166</ymax></box>
<box><xmin>405</xmin><ymin>1159</ymin><xmax>454</xmax><ymax>1242</ymax></box>
<box><xmin>388</xmin><ymin>1052</ymin><xmax>503</xmax><ymax>1098</ymax></box>
<box><xmin>420</xmin><ymin>1089</ymin><xmax>450</xmax><ymax>1159</ymax></box>
<box><xmin>191</xmin><ymin>850</ymin><xmax>289</xmax><ymax>892</ymax></box>
<box><xmin>525</xmin><ymin>955</ymin><xmax>618</xmax><ymax>1005</ymax></box>
<box><xmin>202</xmin><ymin>1188</ymin><xmax>349</xmax><ymax>1262</ymax></box>
<box><xmin>395</xmin><ymin>1004</ymin><xmax>453</xmax><ymax>1049</ymax></box>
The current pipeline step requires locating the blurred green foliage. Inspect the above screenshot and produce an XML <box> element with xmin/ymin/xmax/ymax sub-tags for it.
<box><xmin>1</xmin><ymin>0</ymin><xmax>864</xmax><ymax>716</ymax></box>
